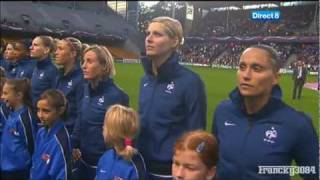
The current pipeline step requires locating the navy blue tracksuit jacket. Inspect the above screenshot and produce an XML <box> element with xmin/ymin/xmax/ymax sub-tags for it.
<box><xmin>212</xmin><ymin>85</ymin><xmax>319</xmax><ymax>180</ymax></box>
<box><xmin>31</xmin><ymin>58</ymin><xmax>59</xmax><ymax>105</ymax></box>
<box><xmin>71</xmin><ymin>78</ymin><xmax>129</xmax><ymax>166</ymax></box>
<box><xmin>55</xmin><ymin>64</ymin><xmax>84</xmax><ymax>134</ymax></box>
<box><xmin>5</xmin><ymin>58</ymin><xmax>35</xmax><ymax>79</ymax></box>
<box><xmin>137</xmin><ymin>52</ymin><xmax>207</xmax><ymax>173</ymax></box>
<box><xmin>30</xmin><ymin>121</ymin><xmax>72</xmax><ymax>180</ymax></box>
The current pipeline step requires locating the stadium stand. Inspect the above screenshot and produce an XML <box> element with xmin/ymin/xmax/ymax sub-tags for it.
<box><xmin>1</xmin><ymin>1</ymin><xmax>144</xmax><ymax>58</ymax></box>
<box><xmin>176</xmin><ymin>1</ymin><xmax>319</xmax><ymax>72</ymax></box>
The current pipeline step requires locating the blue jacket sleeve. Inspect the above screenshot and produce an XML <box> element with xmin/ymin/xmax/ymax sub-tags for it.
<box><xmin>70</xmin><ymin>81</ymin><xmax>84</xmax><ymax>148</ymax></box>
<box><xmin>48</xmin><ymin>144</ymin><xmax>68</xmax><ymax>180</ymax></box>
<box><xmin>184</xmin><ymin>76</ymin><xmax>207</xmax><ymax>130</ymax></box>
<box><xmin>71</xmin><ymin>112</ymin><xmax>81</xmax><ymax>149</ymax></box>
<box><xmin>50</xmin><ymin>67</ymin><xmax>59</xmax><ymax>89</ymax></box>
<box><xmin>122</xmin><ymin>92</ymin><xmax>129</xmax><ymax>107</ymax></box>
<box><xmin>292</xmin><ymin>116</ymin><xmax>319</xmax><ymax>179</ymax></box>
<box><xmin>211</xmin><ymin>104</ymin><xmax>220</xmax><ymax>136</ymax></box>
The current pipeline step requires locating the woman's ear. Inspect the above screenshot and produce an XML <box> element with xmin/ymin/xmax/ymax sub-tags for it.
<box><xmin>16</xmin><ymin>92</ymin><xmax>23</xmax><ymax>100</ymax></box>
<box><xmin>58</xmin><ymin>106</ymin><xmax>66</xmax><ymax>116</ymax></box>
<box><xmin>171</xmin><ymin>37</ymin><xmax>179</xmax><ymax>49</ymax></box>
<box><xmin>272</xmin><ymin>72</ymin><xmax>280</xmax><ymax>85</ymax></box>
<box><xmin>44</xmin><ymin>47</ymin><xmax>50</xmax><ymax>56</ymax></box>
<box><xmin>70</xmin><ymin>50</ymin><xmax>77</xmax><ymax>60</ymax></box>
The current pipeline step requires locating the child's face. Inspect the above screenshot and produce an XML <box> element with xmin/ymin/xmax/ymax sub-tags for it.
<box><xmin>172</xmin><ymin>149</ymin><xmax>215</xmax><ymax>180</ymax></box>
<box><xmin>1</xmin><ymin>83</ymin><xmax>20</xmax><ymax>109</ymax></box>
<box><xmin>37</xmin><ymin>99</ymin><xmax>59</xmax><ymax>127</ymax></box>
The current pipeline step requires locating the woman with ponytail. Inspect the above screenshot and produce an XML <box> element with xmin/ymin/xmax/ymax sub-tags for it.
<box><xmin>54</xmin><ymin>37</ymin><xmax>84</xmax><ymax>134</ymax></box>
<box><xmin>96</xmin><ymin>104</ymin><xmax>148</xmax><ymax>180</ymax></box>
<box><xmin>71</xmin><ymin>45</ymin><xmax>129</xmax><ymax>180</ymax></box>
<box><xmin>30</xmin><ymin>35</ymin><xmax>59</xmax><ymax>105</ymax></box>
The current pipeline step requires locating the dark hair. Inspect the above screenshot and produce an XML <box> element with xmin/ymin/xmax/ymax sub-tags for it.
<box><xmin>1</xmin><ymin>39</ymin><xmax>6</xmax><ymax>54</ymax></box>
<box><xmin>14</xmin><ymin>39</ymin><xmax>32</xmax><ymax>51</ymax></box>
<box><xmin>248</xmin><ymin>44</ymin><xmax>281</xmax><ymax>72</ymax></box>
<box><xmin>39</xmin><ymin>89</ymin><xmax>67</xmax><ymax>120</ymax></box>
<box><xmin>0</xmin><ymin>67</ymin><xmax>6</xmax><ymax>95</ymax></box>
<box><xmin>5</xmin><ymin>78</ymin><xmax>34</xmax><ymax>113</ymax></box>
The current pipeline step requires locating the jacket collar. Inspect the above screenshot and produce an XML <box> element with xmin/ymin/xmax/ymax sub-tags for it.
<box><xmin>141</xmin><ymin>52</ymin><xmax>180</xmax><ymax>80</ymax></box>
<box><xmin>229</xmin><ymin>85</ymin><xmax>283</xmax><ymax>118</ymax></box>
<box><xmin>45</xmin><ymin>120</ymin><xmax>65</xmax><ymax>136</ymax></box>
<box><xmin>12</xmin><ymin>105</ymin><xmax>27</xmax><ymax>115</ymax></box>
<box><xmin>86</xmin><ymin>77</ymin><xmax>113</xmax><ymax>93</ymax></box>
<box><xmin>59</xmin><ymin>62</ymin><xmax>82</xmax><ymax>78</ymax></box>
<box><xmin>36</xmin><ymin>57</ymin><xmax>52</xmax><ymax>68</ymax></box>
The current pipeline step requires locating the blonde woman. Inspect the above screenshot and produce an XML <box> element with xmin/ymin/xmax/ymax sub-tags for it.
<box><xmin>72</xmin><ymin>45</ymin><xmax>129</xmax><ymax>180</ymax></box>
<box><xmin>30</xmin><ymin>35</ymin><xmax>59</xmax><ymax>104</ymax></box>
<box><xmin>96</xmin><ymin>104</ymin><xmax>148</xmax><ymax>180</ymax></box>
<box><xmin>138</xmin><ymin>16</ymin><xmax>207</xmax><ymax>179</ymax></box>
<box><xmin>54</xmin><ymin>37</ymin><xmax>84</xmax><ymax>134</ymax></box>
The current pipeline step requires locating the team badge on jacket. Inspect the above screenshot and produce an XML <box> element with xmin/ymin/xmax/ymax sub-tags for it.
<box><xmin>9</xmin><ymin>128</ymin><xmax>20</xmax><ymax>136</ymax></box>
<box><xmin>165</xmin><ymin>81</ymin><xmax>175</xmax><ymax>94</ymax></box>
<box><xmin>98</xmin><ymin>96</ymin><xmax>105</xmax><ymax>106</ymax></box>
<box><xmin>39</xmin><ymin>72</ymin><xmax>45</xmax><ymax>79</ymax></box>
<box><xmin>67</xmin><ymin>80</ymin><xmax>73</xmax><ymax>89</ymax></box>
<box><xmin>41</xmin><ymin>153</ymin><xmax>51</xmax><ymax>164</ymax></box>
<box><xmin>263</xmin><ymin>126</ymin><xmax>277</xmax><ymax>144</ymax></box>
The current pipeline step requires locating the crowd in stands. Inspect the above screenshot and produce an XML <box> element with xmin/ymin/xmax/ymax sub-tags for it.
<box><xmin>178</xmin><ymin>42</ymin><xmax>319</xmax><ymax>72</ymax></box>
<box><xmin>192</xmin><ymin>5</ymin><xmax>319</xmax><ymax>37</ymax></box>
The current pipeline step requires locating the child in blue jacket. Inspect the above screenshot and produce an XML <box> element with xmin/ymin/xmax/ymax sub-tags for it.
<box><xmin>96</xmin><ymin>104</ymin><xmax>148</xmax><ymax>180</ymax></box>
<box><xmin>30</xmin><ymin>89</ymin><xmax>72</xmax><ymax>180</ymax></box>
<box><xmin>1</xmin><ymin>78</ymin><xmax>37</xmax><ymax>180</ymax></box>
<box><xmin>0</xmin><ymin>68</ymin><xmax>10</xmax><ymax>171</ymax></box>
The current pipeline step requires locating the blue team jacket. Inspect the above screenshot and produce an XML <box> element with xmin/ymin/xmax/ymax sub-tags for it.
<box><xmin>0</xmin><ymin>101</ymin><xmax>10</xmax><ymax>142</ymax></box>
<box><xmin>212</xmin><ymin>85</ymin><xmax>319</xmax><ymax>180</ymax></box>
<box><xmin>0</xmin><ymin>56</ymin><xmax>9</xmax><ymax>71</ymax></box>
<box><xmin>31</xmin><ymin>57</ymin><xmax>59</xmax><ymax>104</ymax></box>
<box><xmin>1</xmin><ymin>106</ymin><xmax>37</xmax><ymax>172</ymax></box>
<box><xmin>71</xmin><ymin>78</ymin><xmax>129</xmax><ymax>165</ymax></box>
<box><xmin>30</xmin><ymin>121</ymin><xmax>72</xmax><ymax>180</ymax></box>
<box><xmin>5</xmin><ymin>58</ymin><xmax>35</xmax><ymax>79</ymax></box>
<box><xmin>96</xmin><ymin>148</ymin><xmax>148</xmax><ymax>180</ymax></box>
<box><xmin>0</xmin><ymin>101</ymin><xmax>10</xmax><ymax>170</ymax></box>
<box><xmin>137</xmin><ymin>52</ymin><xmax>207</xmax><ymax>172</ymax></box>
<box><xmin>55</xmin><ymin>63</ymin><xmax>84</xmax><ymax>133</ymax></box>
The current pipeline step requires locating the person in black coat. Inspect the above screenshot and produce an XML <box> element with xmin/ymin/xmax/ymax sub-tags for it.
<box><xmin>292</xmin><ymin>60</ymin><xmax>308</xmax><ymax>99</ymax></box>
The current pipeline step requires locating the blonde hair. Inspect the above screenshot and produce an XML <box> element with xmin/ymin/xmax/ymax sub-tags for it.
<box><xmin>150</xmin><ymin>16</ymin><xmax>184</xmax><ymax>48</ymax></box>
<box><xmin>62</xmin><ymin>37</ymin><xmax>83</xmax><ymax>60</ymax></box>
<box><xmin>103</xmin><ymin>104</ymin><xmax>140</xmax><ymax>161</ymax></box>
<box><xmin>36</xmin><ymin>35</ymin><xmax>55</xmax><ymax>53</ymax></box>
<box><xmin>83</xmin><ymin>45</ymin><xmax>116</xmax><ymax>78</ymax></box>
